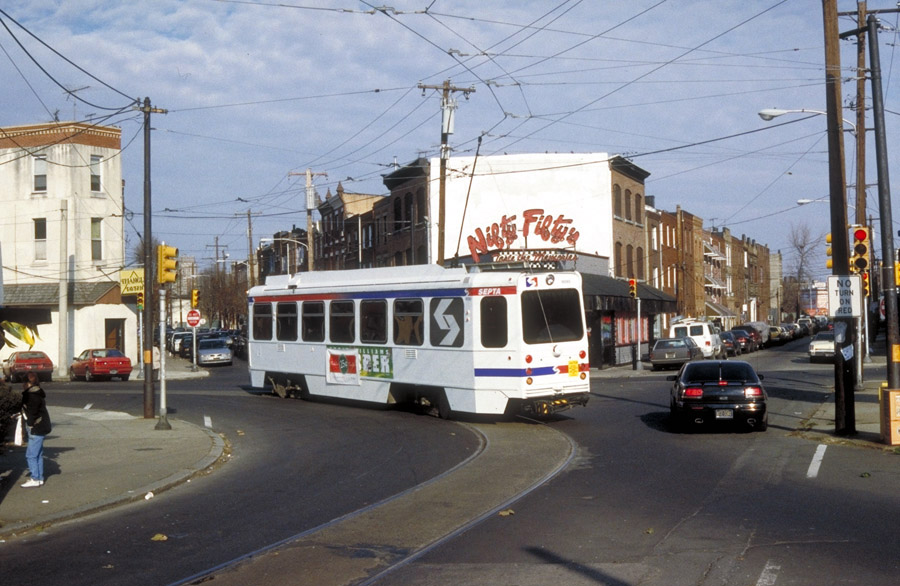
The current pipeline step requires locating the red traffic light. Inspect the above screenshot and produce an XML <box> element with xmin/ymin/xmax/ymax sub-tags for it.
<box><xmin>853</xmin><ymin>228</ymin><xmax>868</xmax><ymax>242</ymax></box>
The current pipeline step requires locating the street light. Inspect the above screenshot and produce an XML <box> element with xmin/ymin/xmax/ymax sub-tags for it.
<box><xmin>260</xmin><ymin>237</ymin><xmax>309</xmax><ymax>274</ymax></box>
<box><xmin>758</xmin><ymin>108</ymin><xmax>857</xmax><ymax>133</ymax></box>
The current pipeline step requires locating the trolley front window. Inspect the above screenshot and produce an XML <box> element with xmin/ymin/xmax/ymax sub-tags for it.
<box><xmin>330</xmin><ymin>300</ymin><xmax>355</xmax><ymax>343</ymax></box>
<box><xmin>252</xmin><ymin>303</ymin><xmax>273</xmax><ymax>340</ymax></box>
<box><xmin>521</xmin><ymin>288</ymin><xmax>583</xmax><ymax>344</ymax></box>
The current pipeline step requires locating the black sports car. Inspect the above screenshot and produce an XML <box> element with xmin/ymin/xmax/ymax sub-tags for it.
<box><xmin>668</xmin><ymin>360</ymin><xmax>767</xmax><ymax>432</ymax></box>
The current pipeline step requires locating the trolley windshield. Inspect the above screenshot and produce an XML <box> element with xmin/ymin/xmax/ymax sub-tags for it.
<box><xmin>521</xmin><ymin>288</ymin><xmax>584</xmax><ymax>344</ymax></box>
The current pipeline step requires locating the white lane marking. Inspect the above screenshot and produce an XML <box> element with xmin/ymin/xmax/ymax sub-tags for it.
<box><xmin>83</xmin><ymin>403</ymin><xmax>93</xmax><ymax>410</ymax></box>
<box><xmin>756</xmin><ymin>560</ymin><xmax>781</xmax><ymax>586</ymax></box>
<box><xmin>807</xmin><ymin>444</ymin><xmax>827</xmax><ymax>479</ymax></box>
<box><xmin>204</xmin><ymin>415</ymin><xmax>212</xmax><ymax>428</ymax></box>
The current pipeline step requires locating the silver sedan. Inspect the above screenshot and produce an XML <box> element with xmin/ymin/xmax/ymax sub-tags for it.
<box><xmin>196</xmin><ymin>338</ymin><xmax>233</xmax><ymax>367</ymax></box>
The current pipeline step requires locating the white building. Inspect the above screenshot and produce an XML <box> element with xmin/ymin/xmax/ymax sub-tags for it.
<box><xmin>0</xmin><ymin>121</ymin><xmax>136</xmax><ymax>375</ymax></box>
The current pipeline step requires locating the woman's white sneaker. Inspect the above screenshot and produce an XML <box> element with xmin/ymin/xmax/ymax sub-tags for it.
<box><xmin>21</xmin><ymin>478</ymin><xmax>44</xmax><ymax>488</ymax></box>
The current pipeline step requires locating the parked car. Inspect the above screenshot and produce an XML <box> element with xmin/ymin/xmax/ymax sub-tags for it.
<box><xmin>808</xmin><ymin>332</ymin><xmax>836</xmax><ymax>363</ymax></box>
<box><xmin>170</xmin><ymin>331</ymin><xmax>191</xmax><ymax>356</ymax></box>
<box><xmin>732</xmin><ymin>327</ymin><xmax>762</xmax><ymax>351</ymax></box>
<box><xmin>668</xmin><ymin>360</ymin><xmax>768</xmax><ymax>432</ymax></box>
<box><xmin>3</xmin><ymin>351</ymin><xmax>54</xmax><ymax>382</ymax></box>
<box><xmin>768</xmin><ymin>326</ymin><xmax>785</xmax><ymax>345</ymax></box>
<box><xmin>669</xmin><ymin>320</ymin><xmax>725</xmax><ymax>359</ymax></box>
<box><xmin>69</xmin><ymin>348</ymin><xmax>133</xmax><ymax>381</ymax></box>
<box><xmin>196</xmin><ymin>338</ymin><xmax>233</xmax><ymax>367</ymax></box>
<box><xmin>730</xmin><ymin>328</ymin><xmax>756</xmax><ymax>353</ymax></box>
<box><xmin>649</xmin><ymin>337</ymin><xmax>702</xmax><ymax>370</ymax></box>
<box><xmin>720</xmin><ymin>331</ymin><xmax>741</xmax><ymax>357</ymax></box>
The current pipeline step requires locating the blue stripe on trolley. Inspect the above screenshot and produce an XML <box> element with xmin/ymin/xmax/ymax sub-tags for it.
<box><xmin>474</xmin><ymin>366</ymin><xmax>558</xmax><ymax>377</ymax></box>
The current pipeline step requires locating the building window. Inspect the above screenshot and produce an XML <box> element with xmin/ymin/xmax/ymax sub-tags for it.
<box><xmin>34</xmin><ymin>218</ymin><xmax>47</xmax><ymax>261</ymax></box>
<box><xmin>91</xmin><ymin>217</ymin><xmax>102</xmax><ymax>261</ymax></box>
<box><xmin>90</xmin><ymin>155</ymin><xmax>102</xmax><ymax>192</ymax></box>
<box><xmin>636</xmin><ymin>247</ymin><xmax>644</xmax><ymax>280</ymax></box>
<box><xmin>613</xmin><ymin>185</ymin><xmax>622</xmax><ymax>218</ymax></box>
<box><xmin>34</xmin><ymin>156</ymin><xmax>47</xmax><ymax>192</ymax></box>
<box><xmin>634</xmin><ymin>193</ymin><xmax>642</xmax><ymax>224</ymax></box>
<box><xmin>624</xmin><ymin>190</ymin><xmax>632</xmax><ymax>221</ymax></box>
<box><xmin>626</xmin><ymin>244</ymin><xmax>634</xmax><ymax>278</ymax></box>
<box><xmin>614</xmin><ymin>242</ymin><xmax>623</xmax><ymax>277</ymax></box>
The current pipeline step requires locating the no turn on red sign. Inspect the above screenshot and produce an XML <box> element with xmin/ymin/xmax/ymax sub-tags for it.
<box><xmin>186</xmin><ymin>309</ymin><xmax>201</xmax><ymax>327</ymax></box>
<box><xmin>827</xmin><ymin>275</ymin><xmax>862</xmax><ymax>318</ymax></box>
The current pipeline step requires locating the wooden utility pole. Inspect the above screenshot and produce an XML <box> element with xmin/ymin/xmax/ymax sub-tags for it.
<box><xmin>306</xmin><ymin>169</ymin><xmax>326</xmax><ymax>271</ymax></box>
<box><xmin>418</xmin><ymin>80</ymin><xmax>474</xmax><ymax>265</ymax></box>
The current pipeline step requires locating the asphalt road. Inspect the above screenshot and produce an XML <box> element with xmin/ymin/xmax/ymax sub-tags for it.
<box><xmin>3</xmin><ymin>341</ymin><xmax>900</xmax><ymax>586</ymax></box>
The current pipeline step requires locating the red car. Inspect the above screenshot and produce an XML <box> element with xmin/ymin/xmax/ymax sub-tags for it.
<box><xmin>3</xmin><ymin>351</ymin><xmax>54</xmax><ymax>382</ymax></box>
<box><xmin>69</xmin><ymin>348</ymin><xmax>133</xmax><ymax>382</ymax></box>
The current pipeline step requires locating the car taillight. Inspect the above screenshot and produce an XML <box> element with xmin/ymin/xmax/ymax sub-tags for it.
<box><xmin>744</xmin><ymin>386</ymin><xmax>763</xmax><ymax>398</ymax></box>
<box><xmin>684</xmin><ymin>387</ymin><xmax>703</xmax><ymax>397</ymax></box>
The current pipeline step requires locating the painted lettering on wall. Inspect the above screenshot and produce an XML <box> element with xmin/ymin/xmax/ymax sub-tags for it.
<box><xmin>466</xmin><ymin>208</ymin><xmax>580</xmax><ymax>263</ymax></box>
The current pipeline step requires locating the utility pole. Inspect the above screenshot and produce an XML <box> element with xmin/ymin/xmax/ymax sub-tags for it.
<box><xmin>137</xmin><ymin>97</ymin><xmax>166</xmax><ymax>420</ymax></box>
<box><xmin>418</xmin><ymin>80</ymin><xmax>474</xmax><ymax>266</ymax></box>
<box><xmin>246</xmin><ymin>210</ymin><xmax>256</xmax><ymax>287</ymax></box>
<box><xmin>823</xmin><ymin>0</ymin><xmax>856</xmax><ymax>435</ymax></box>
<box><xmin>306</xmin><ymin>169</ymin><xmax>326</xmax><ymax>271</ymax></box>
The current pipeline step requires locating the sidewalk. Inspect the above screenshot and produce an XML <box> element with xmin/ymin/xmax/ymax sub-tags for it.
<box><xmin>0</xmin><ymin>357</ymin><xmax>222</xmax><ymax>540</ymax></box>
<box><xmin>590</xmin><ymin>343</ymin><xmax>896</xmax><ymax>451</ymax></box>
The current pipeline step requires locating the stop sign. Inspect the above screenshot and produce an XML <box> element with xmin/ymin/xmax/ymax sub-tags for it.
<box><xmin>187</xmin><ymin>309</ymin><xmax>201</xmax><ymax>328</ymax></box>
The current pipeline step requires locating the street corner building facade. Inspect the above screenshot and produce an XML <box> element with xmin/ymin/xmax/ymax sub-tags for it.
<box><xmin>0</xmin><ymin>121</ymin><xmax>137</xmax><ymax>373</ymax></box>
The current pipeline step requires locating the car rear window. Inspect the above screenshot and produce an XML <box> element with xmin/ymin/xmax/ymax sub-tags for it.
<box><xmin>815</xmin><ymin>333</ymin><xmax>835</xmax><ymax>341</ymax></box>
<box><xmin>683</xmin><ymin>362</ymin><xmax>757</xmax><ymax>382</ymax></box>
<box><xmin>689</xmin><ymin>325</ymin><xmax>704</xmax><ymax>336</ymax></box>
<box><xmin>656</xmin><ymin>340</ymin><xmax>685</xmax><ymax>349</ymax></box>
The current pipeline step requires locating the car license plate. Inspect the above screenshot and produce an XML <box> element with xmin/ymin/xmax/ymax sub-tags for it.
<box><xmin>110</xmin><ymin>369</ymin><xmax>118</xmax><ymax>375</ymax></box>
<box><xmin>715</xmin><ymin>409</ymin><xmax>733</xmax><ymax>419</ymax></box>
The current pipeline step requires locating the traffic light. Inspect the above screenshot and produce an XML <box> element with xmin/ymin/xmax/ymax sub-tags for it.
<box><xmin>628</xmin><ymin>278</ymin><xmax>637</xmax><ymax>298</ymax></box>
<box><xmin>136</xmin><ymin>291</ymin><xmax>144</xmax><ymax>309</ymax></box>
<box><xmin>157</xmin><ymin>243</ymin><xmax>178</xmax><ymax>284</ymax></box>
<box><xmin>825</xmin><ymin>233</ymin><xmax>833</xmax><ymax>269</ymax></box>
<box><xmin>850</xmin><ymin>227</ymin><xmax>870</xmax><ymax>273</ymax></box>
<box><xmin>191</xmin><ymin>289</ymin><xmax>199</xmax><ymax>308</ymax></box>
<box><xmin>861</xmin><ymin>271</ymin><xmax>870</xmax><ymax>297</ymax></box>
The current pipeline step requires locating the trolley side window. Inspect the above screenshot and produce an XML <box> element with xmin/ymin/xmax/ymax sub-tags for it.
<box><xmin>521</xmin><ymin>288</ymin><xmax>583</xmax><ymax>344</ymax></box>
<box><xmin>360</xmin><ymin>299</ymin><xmax>387</xmax><ymax>344</ymax></box>
<box><xmin>393</xmin><ymin>298</ymin><xmax>424</xmax><ymax>346</ymax></box>
<box><xmin>276</xmin><ymin>302</ymin><xmax>298</xmax><ymax>341</ymax></box>
<box><xmin>302</xmin><ymin>301</ymin><xmax>325</xmax><ymax>342</ymax></box>
<box><xmin>252</xmin><ymin>302</ymin><xmax>273</xmax><ymax>341</ymax></box>
<box><xmin>481</xmin><ymin>296</ymin><xmax>508</xmax><ymax>348</ymax></box>
<box><xmin>330</xmin><ymin>300</ymin><xmax>356</xmax><ymax>343</ymax></box>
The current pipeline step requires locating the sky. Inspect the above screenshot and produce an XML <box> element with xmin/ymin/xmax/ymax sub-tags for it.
<box><xmin>1</xmin><ymin>0</ymin><xmax>899</xmax><ymax>283</ymax></box>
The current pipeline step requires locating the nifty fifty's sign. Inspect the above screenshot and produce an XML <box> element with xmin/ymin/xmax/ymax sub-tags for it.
<box><xmin>433</xmin><ymin>153</ymin><xmax>614</xmax><ymax>263</ymax></box>
<box><xmin>119</xmin><ymin>269</ymin><xmax>144</xmax><ymax>295</ymax></box>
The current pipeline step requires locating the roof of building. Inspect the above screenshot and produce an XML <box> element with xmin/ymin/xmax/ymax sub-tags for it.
<box><xmin>1</xmin><ymin>282</ymin><xmax>120</xmax><ymax>307</ymax></box>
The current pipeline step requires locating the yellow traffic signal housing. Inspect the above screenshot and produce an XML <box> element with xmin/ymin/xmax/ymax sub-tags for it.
<box><xmin>850</xmin><ymin>227</ymin><xmax>870</xmax><ymax>273</ymax></box>
<box><xmin>157</xmin><ymin>244</ymin><xmax>178</xmax><ymax>284</ymax></box>
<box><xmin>825</xmin><ymin>233</ymin><xmax>833</xmax><ymax>269</ymax></box>
<box><xmin>861</xmin><ymin>271</ymin><xmax>870</xmax><ymax>297</ymax></box>
<box><xmin>628</xmin><ymin>278</ymin><xmax>637</xmax><ymax>298</ymax></box>
<box><xmin>136</xmin><ymin>292</ymin><xmax>144</xmax><ymax>309</ymax></box>
<box><xmin>191</xmin><ymin>289</ymin><xmax>199</xmax><ymax>308</ymax></box>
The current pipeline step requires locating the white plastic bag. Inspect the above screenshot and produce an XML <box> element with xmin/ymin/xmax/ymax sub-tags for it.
<box><xmin>14</xmin><ymin>414</ymin><xmax>25</xmax><ymax>446</ymax></box>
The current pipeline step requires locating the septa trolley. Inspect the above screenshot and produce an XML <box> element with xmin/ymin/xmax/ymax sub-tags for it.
<box><xmin>247</xmin><ymin>264</ymin><xmax>590</xmax><ymax>417</ymax></box>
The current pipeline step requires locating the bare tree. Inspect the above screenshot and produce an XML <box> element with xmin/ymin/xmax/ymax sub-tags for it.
<box><xmin>785</xmin><ymin>222</ymin><xmax>821</xmax><ymax>319</ymax></box>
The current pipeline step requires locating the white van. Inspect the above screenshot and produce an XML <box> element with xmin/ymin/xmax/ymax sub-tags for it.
<box><xmin>669</xmin><ymin>320</ymin><xmax>725</xmax><ymax>359</ymax></box>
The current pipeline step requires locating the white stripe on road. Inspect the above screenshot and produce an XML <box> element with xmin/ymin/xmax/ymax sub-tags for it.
<box><xmin>83</xmin><ymin>403</ymin><xmax>93</xmax><ymax>410</ymax></box>
<box><xmin>204</xmin><ymin>415</ymin><xmax>212</xmax><ymax>428</ymax></box>
<box><xmin>806</xmin><ymin>444</ymin><xmax>827</xmax><ymax>478</ymax></box>
<box><xmin>756</xmin><ymin>560</ymin><xmax>781</xmax><ymax>586</ymax></box>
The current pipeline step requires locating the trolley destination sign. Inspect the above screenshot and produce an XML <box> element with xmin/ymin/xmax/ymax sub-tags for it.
<box><xmin>827</xmin><ymin>275</ymin><xmax>863</xmax><ymax>318</ymax></box>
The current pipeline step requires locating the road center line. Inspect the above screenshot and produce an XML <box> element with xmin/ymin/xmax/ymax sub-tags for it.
<box><xmin>806</xmin><ymin>444</ymin><xmax>827</xmax><ymax>479</ymax></box>
<box><xmin>204</xmin><ymin>415</ymin><xmax>212</xmax><ymax>428</ymax></box>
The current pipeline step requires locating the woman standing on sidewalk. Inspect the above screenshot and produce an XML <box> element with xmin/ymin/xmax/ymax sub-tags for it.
<box><xmin>20</xmin><ymin>371</ymin><xmax>51</xmax><ymax>488</ymax></box>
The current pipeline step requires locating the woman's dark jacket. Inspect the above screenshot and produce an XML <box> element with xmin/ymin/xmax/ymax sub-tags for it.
<box><xmin>22</xmin><ymin>385</ymin><xmax>52</xmax><ymax>436</ymax></box>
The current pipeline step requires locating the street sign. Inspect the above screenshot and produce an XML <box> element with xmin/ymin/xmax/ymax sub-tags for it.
<box><xmin>119</xmin><ymin>269</ymin><xmax>144</xmax><ymax>295</ymax></box>
<box><xmin>186</xmin><ymin>309</ymin><xmax>201</xmax><ymax>328</ymax></box>
<box><xmin>827</xmin><ymin>275</ymin><xmax>862</xmax><ymax>317</ymax></box>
